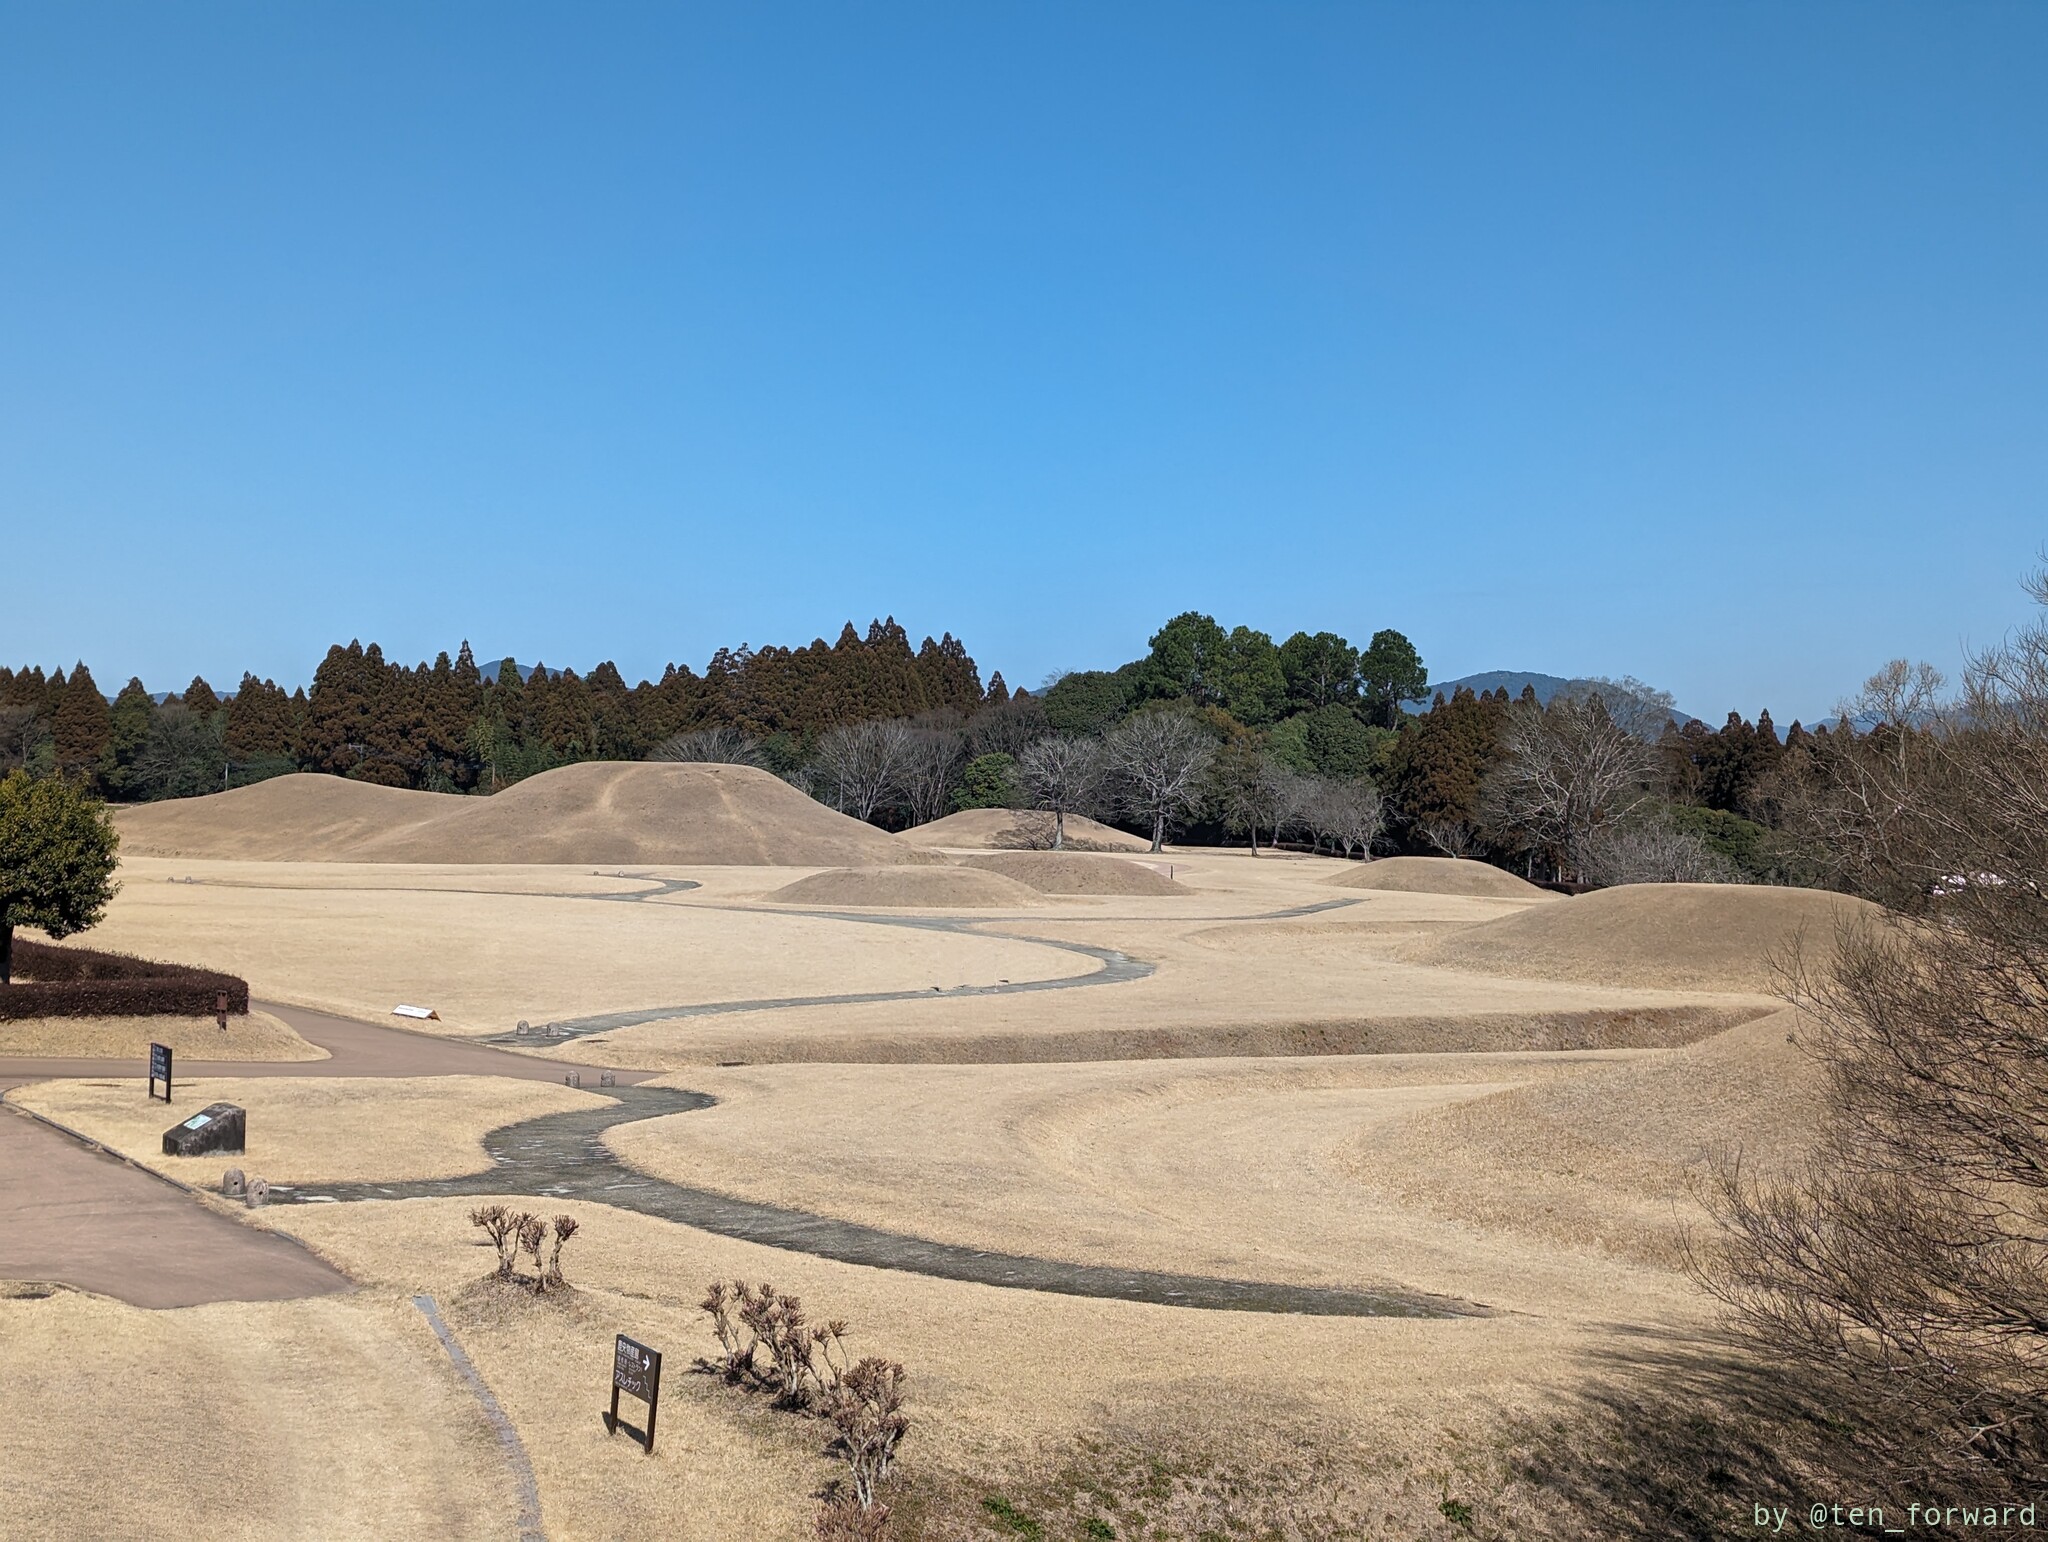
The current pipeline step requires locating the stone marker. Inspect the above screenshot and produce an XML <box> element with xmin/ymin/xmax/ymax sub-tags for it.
<box><xmin>162</xmin><ymin>1102</ymin><xmax>246</xmax><ymax>1157</ymax></box>
<box><xmin>222</xmin><ymin>1168</ymin><xmax>247</xmax><ymax>1198</ymax></box>
<box><xmin>245</xmin><ymin>1177</ymin><xmax>270</xmax><ymax>1208</ymax></box>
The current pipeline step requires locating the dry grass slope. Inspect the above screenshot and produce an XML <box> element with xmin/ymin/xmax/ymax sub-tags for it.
<box><xmin>897</xmin><ymin>808</ymin><xmax>1151</xmax><ymax>851</ymax></box>
<box><xmin>1416</xmin><ymin>882</ymin><xmax>1879</xmax><ymax>992</ymax></box>
<box><xmin>114</xmin><ymin>762</ymin><xmax>926</xmax><ymax>867</ymax></box>
<box><xmin>1353</xmin><ymin>1006</ymin><xmax>1817</xmax><ymax>1263</ymax></box>
<box><xmin>1328</xmin><ymin>855</ymin><xmax>1552</xmax><ymax>900</ymax></box>
<box><xmin>959</xmin><ymin>851</ymin><xmax>1182</xmax><ymax>895</ymax></box>
<box><xmin>763</xmin><ymin>865</ymin><xmax>1048</xmax><ymax>908</ymax></box>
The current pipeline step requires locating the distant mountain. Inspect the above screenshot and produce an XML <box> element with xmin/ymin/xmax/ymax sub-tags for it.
<box><xmin>1405</xmin><ymin>671</ymin><xmax>1701</xmax><ymax>727</ymax></box>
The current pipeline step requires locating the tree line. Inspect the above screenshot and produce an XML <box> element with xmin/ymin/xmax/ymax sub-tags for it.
<box><xmin>0</xmin><ymin>618</ymin><xmax>991</xmax><ymax>800</ymax></box>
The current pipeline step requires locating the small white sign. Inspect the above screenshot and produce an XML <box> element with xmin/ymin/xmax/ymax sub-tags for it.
<box><xmin>182</xmin><ymin>1114</ymin><xmax>211</xmax><ymax>1130</ymax></box>
<box><xmin>391</xmin><ymin>1005</ymin><xmax>440</xmax><ymax>1020</ymax></box>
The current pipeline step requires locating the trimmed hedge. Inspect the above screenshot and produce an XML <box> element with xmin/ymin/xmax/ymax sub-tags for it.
<box><xmin>1</xmin><ymin>940</ymin><xmax>250</xmax><ymax>1021</ymax></box>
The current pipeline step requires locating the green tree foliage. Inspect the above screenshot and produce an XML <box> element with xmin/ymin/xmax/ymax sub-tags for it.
<box><xmin>52</xmin><ymin>664</ymin><xmax>113</xmax><ymax>787</ymax></box>
<box><xmin>134</xmin><ymin>703</ymin><xmax>227</xmax><ymax>799</ymax></box>
<box><xmin>953</xmin><ymin>752</ymin><xmax>1020</xmax><ymax>811</ymax></box>
<box><xmin>1217</xmin><ymin>626</ymin><xmax>1288</xmax><ymax>726</ymax></box>
<box><xmin>1267</xmin><ymin>703</ymin><xmax>1389</xmax><ymax>781</ymax></box>
<box><xmin>1278</xmin><ymin>631</ymin><xmax>1361</xmax><ymax>713</ymax></box>
<box><xmin>1042</xmin><ymin>670</ymin><xmax>1135</xmax><ymax>736</ymax></box>
<box><xmin>0</xmin><ymin>769</ymin><xmax>119</xmax><ymax>984</ymax></box>
<box><xmin>179</xmin><ymin>676</ymin><xmax>222</xmax><ymax>717</ymax></box>
<box><xmin>102</xmin><ymin>676</ymin><xmax>157</xmax><ymax>796</ymax></box>
<box><xmin>1358</xmin><ymin>629</ymin><xmax>1429</xmax><ymax>728</ymax></box>
<box><xmin>1136</xmin><ymin>612</ymin><xmax>1230</xmax><ymax>706</ymax></box>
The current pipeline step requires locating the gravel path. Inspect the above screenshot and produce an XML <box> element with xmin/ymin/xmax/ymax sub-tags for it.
<box><xmin>279</xmin><ymin>1083</ymin><xmax>1486</xmax><ymax>1319</ymax></box>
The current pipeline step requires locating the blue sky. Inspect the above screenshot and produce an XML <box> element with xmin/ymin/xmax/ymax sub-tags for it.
<box><xmin>2</xmin><ymin>3</ymin><xmax>2044</xmax><ymax>723</ymax></box>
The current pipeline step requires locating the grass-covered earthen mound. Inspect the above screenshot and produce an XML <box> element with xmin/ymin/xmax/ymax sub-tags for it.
<box><xmin>1352</xmin><ymin>1006</ymin><xmax>1813</xmax><ymax>1263</ymax></box>
<box><xmin>113</xmin><ymin>762</ymin><xmax>926</xmax><ymax>867</ymax></box>
<box><xmin>959</xmin><ymin>851</ymin><xmax>1183</xmax><ymax>895</ymax></box>
<box><xmin>897</xmin><ymin>808</ymin><xmax>1151</xmax><ymax>852</ymax></box>
<box><xmin>1328</xmin><ymin>856</ymin><xmax>1551</xmax><ymax>900</ymax></box>
<box><xmin>1</xmin><ymin>940</ymin><xmax>249</xmax><ymax>1020</ymax></box>
<box><xmin>764</xmin><ymin>865</ymin><xmax>1046</xmax><ymax>908</ymax></box>
<box><xmin>1417</xmin><ymin>881</ymin><xmax>1879</xmax><ymax>992</ymax></box>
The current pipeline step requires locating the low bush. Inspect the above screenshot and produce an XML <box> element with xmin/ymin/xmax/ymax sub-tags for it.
<box><xmin>0</xmin><ymin>939</ymin><xmax>249</xmax><ymax>1020</ymax></box>
<box><xmin>699</xmin><ymin>1277</ymin><xmax>908</xmax><ymax>1529</ymax></box>
<box><xmin>468</xmin><ymin>1206</ymin><xmax>580</xmax><ymax>1293</ymax></box>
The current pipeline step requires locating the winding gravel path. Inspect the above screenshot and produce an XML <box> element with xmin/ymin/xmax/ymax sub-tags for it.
<box><xmin>280</xmin><ymin>1083</ymin><xmax>1486</xmax><ymax>1319</ymax></box>
<box><xmin>486</xmin><ymin>895</ymin><xmax>1364</xmax><ymax>1043</ymax></box>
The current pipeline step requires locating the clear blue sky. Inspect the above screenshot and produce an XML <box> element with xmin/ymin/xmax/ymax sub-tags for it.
<box><xmin>3</xmin><ymin>3</ymin><xmax>2044</xmax><ymax>724</ymax></box>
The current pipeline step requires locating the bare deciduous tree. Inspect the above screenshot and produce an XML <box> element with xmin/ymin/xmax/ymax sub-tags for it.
<box><xmin>1578</xmin><ymin>817</ymin><xmax>1733</xmax><ymax>886</ymax></box>
<box><xmin>650</xmin><ymin>725</ymin><xmax>763</xmax><ymax>766</ymax></box>
<box><xmin>1479</xmin><ymin>693</ymin><xmax>1658</xmax><ymax>882</ymax></box>
<box><xmin>1304</xmin><ymin>777</ymin><xmax>1385</xmax><ymax>859</ymax></box>
<box><xmin>813</xmin><ymin>720</ymin><xmax>911</xmax><ymax>823</ymax></box>
<box><xmin>1103</xmin><ymin>707</ymin><xmax>1214</xmax><ymax>852</ymax></box>
<box><xmin>1017</xmin><ymin>735</ymin><xmax>1105</xmax><ymax>850</ymax></box>
<box><xmin>1695</xmin><ymin>570</ymin><xmax>2048</xmax><ymax>1489</ymax></box>
<box><xmin>897</xmin><ymin>725</ymin><xmax>966</xmax><ymax>828</ymax></box>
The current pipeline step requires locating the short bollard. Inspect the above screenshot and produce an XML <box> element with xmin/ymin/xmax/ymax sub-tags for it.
<box><xmin>222</xmin><ymin>1168</ymin><xmax>247</xmax><ymax>1199</ymax></box>
<box><xmin>245</xmin><ymin>1176</ymin><xmax>270</xmax><ymax>1208</ymax></box>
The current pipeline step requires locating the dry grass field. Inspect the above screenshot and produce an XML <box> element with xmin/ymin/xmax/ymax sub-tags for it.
<box><xmin>0</xmin><ymin>767</ymin><xmax>1866</xmax><ymax>1539</ymax></box>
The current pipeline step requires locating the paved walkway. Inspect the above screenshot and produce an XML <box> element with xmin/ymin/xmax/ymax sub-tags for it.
<box><xmin>0</xmin><ymin>1007</ymin><xmax>641</xmax><ymax>1308</ymax></box>
<box><xmin>0</xmin><ymin>1104</ymin><xmax>350</xmax><ymax>1307</ymax></box>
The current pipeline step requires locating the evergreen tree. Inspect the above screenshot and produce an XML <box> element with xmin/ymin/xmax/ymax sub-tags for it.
<box><xmin>1278</xmin><ymin>631</ymin><xmax>1361</xmax><ymax>712</ymax></box>
<box><xmin>52</xmin><ymin>663</ymin><xmax>113</xmax><ymax>788</ymax></box>
<box><xmin>181</xmin><ymin>676</ymin><xmax>222</xmax><ymax>717</ymax></box>
<box><xmin>103</xmin><ymin>676</ymin><xmax>157</xmax><ymax>796</ymax></box>
<box><xmin>1358</xmin><ymin>630</ymin><xmax>1429</xmax><ymax>728</ymax></box>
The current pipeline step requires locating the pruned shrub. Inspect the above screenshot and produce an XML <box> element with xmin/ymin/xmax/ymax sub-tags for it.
<box><xmin>698</xmin><ymin>1277</ymin><xmax>910</xmax><ymax>1526</ymax></box>
<box><xmin>825</xmin><ymin>1358</ymin><xmax>910</xmax><ymax>1512</ymax></box>
<box><xmin>545</xmin><ymin>1214</ymin><xmax>578</xmax><ymax>1286</ymax></box>
<box><xmin>0</xmin><ymin>939</ymin><xmax>249</xmax><ymax>1020</ymax></box>
<box><xmin>469</xmin><ymin>1205</ymin><xmax>519</xmax><ymax>1279</ymax></box>
<box><xmin>469</xmin><ymin>1207</ymin><xmax>579</xmax><ymax>1293</ymax></box>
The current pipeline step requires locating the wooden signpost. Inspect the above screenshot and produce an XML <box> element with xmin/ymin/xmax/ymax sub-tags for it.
<box><xmin>148</xmin><ymin>1042</ymin><xmax>173</xmax><ymax>1103</ymax></box>
<box><xmin>605</xmin><ymin>1334</ymin><xmax>662</xmax><ymax>1454</ymax></box>
<box><xmin>215</xmin><ymin>991</ymin><xmax>228</xmax><ymax>1032</ymax></box>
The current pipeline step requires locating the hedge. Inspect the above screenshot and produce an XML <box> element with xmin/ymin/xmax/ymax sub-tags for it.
<box><xmin>0</xmin><ymin>940</ymin><xmax>251</xmax><ymax>1021</ymax></box>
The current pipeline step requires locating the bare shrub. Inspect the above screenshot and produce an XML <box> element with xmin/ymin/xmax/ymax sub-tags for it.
<box><xmin>1694</xmin><ymin>569</ymin><xmax>2048</xmax><ymax>1488</ymax></box>
<box><xmin>739</xmin><ymin>1282</ymin><xmax>825</xmax><ymax>1406</ymax></box>
<box><xmin>469</xmin><ymin>1204</ymin><xmax>519</xmax><ymax>1279</ymax></box>
<box><xmin>544</xmin><ymin>1214</ymin><xmax>579</xmax><ymax>1286</ymax></box>
<box><xmin>1579</xmin><ymin>818</ymin><xmax>1734</xmax><ymax>886</ymax></box>
<box><xmin>825</xmin><ymin>1357</ymin><xmax>910</xmax><ymax>1511</ymax></box>
<box><xmin>518</xmin><ymin>1213</ymin><xmax>547</xmax><ymax>1290</ymax></box>
<box><xmin>701</xmin><ymin>1279</ymin><xmax>754</xmax><ymax>1380</ymax></box>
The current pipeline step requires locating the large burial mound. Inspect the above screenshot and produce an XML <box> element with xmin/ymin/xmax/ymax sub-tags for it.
<box><xmin>1417</xmin><ymin>881</ymin><xmax>1880</xmax><ymax>992</ymax></box>
<box><xmin>1328</xmin><ymin>856</ymin><xmax>1551</xmax><ymax>900</ymax></box>
<box><xmin>959</xmin><ymin>851</ymin><xmax>1183</xmax><ymax>896</ymax></box>
<box><xmin>897</xmin><ymin>808</ymin><xmax>1151</xmax><ymax>852</ymax></box>
<box><xmin>764</xmin><ymin>865</ymin><xmax>1045</xmax><ymax>908</ymax></box>
<box><xmin>114</xmin><ymin>762</ymin><xmax>925</xmax><ymax>867</ymax></box>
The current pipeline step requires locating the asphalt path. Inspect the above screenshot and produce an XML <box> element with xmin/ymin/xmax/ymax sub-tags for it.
<box><xmin>0</xmin><ymin>1007</ymin><xmax>640</xmax><ymax>1308</ymax></box>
